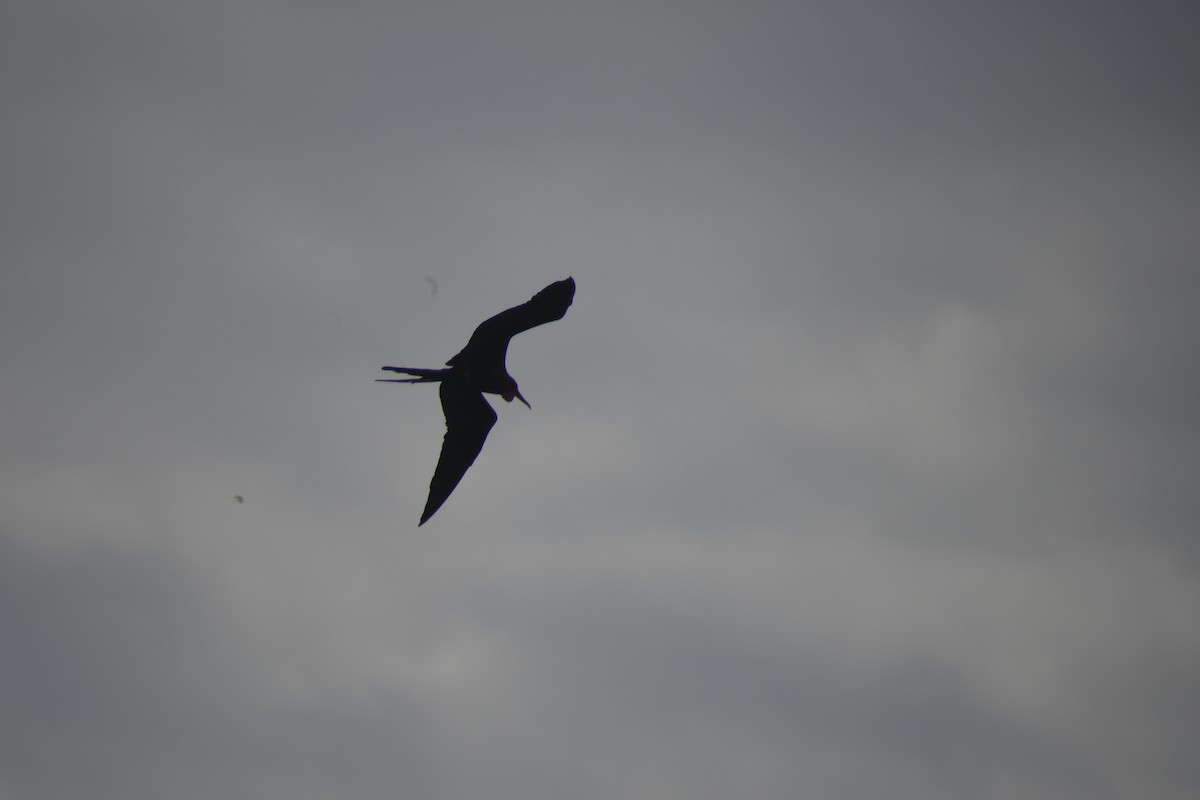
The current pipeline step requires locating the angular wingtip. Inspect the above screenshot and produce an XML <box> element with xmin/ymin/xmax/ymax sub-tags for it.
<box><xmin>419</xmin><ymin>500</ymin><xmax>440</xmax><ymax>526</ymax></box>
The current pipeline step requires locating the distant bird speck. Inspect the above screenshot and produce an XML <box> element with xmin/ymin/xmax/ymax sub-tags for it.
<box><xmin>234</xmin><ymin>495</ymin><xmax>244</xmax><ymax>504</ymax></box>
<box><xmin>378</xmin><ymin>277</ymin><xmax>575</xmax><ymax>525</ymax></box>
<box><xmin>423</xmin><ymin>275</ymin><xmax>438</xmax><ymax>297</ymax></box>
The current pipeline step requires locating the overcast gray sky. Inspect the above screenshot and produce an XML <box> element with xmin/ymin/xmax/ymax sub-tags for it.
<box><xmin>3</xmin><ymin>1</ymin><xmax>1199</xmax><ymax>798</ymax></box>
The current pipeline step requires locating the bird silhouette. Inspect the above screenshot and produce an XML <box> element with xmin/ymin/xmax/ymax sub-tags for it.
<box><xmin>378</xmin><ymin>277</ymin><xmax>575</xmax><ymax>525</ymax></box>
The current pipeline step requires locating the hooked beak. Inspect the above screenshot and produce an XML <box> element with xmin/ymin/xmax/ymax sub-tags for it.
<box><xmin>503</xmin><ymin>389</ymin><xmax>531</xmax><ymax>408</ymax></box>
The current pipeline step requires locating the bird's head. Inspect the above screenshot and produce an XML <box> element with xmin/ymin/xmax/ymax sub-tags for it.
<box><xmin>501</xmin><ymin>379</ymin><xmax>531</xmax><ymax>408</ymax></box>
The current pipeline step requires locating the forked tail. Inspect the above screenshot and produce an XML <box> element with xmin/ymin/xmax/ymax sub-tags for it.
<box><xmin>376</xmin><ymin>366</ymin><xmax>451</xmax><ymax>384</ymax></box>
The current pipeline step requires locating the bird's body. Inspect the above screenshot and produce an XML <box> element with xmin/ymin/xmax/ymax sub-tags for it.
<box><xmin>378</xmin><ymin>277</ymin><xmax>575</xmax><ymax>525</ymax></box>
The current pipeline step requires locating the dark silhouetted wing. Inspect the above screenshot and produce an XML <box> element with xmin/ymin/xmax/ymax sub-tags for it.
<box><xmin>419</xmin><ymin>378</ymin><xmax>498</xmax><ymax>525</ymax></box>
<box><xmin>447</xmin><ymin>277</ymin><xmax>575</xmax><ymax>368</ymax></box>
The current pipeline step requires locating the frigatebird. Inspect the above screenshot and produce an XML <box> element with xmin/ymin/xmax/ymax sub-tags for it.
<box><xmin>378</xmin><ymin>277</ymin><xmax>575</xmax><ymax>525</ymax></box>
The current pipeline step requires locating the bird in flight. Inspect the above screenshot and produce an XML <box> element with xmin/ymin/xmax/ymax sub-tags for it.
<box><xmin>378</xmin><ymin>277</ymin><xmax>575</xmax><ymax>525</ymax></box>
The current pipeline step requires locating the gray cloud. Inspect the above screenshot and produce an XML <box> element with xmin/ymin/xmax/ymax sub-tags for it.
<box><xmin>3</xmin><ymin>1</ymin><xmax>1199</xmax><ymax>798</ymax></box>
